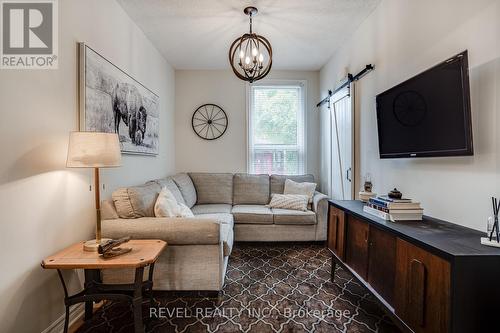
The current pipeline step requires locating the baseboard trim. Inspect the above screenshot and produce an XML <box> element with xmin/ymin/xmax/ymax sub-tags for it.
<box><xmin>41</xmin><ymin>304</ymin><xmax>84</xmax><ymax>333</ymax></box>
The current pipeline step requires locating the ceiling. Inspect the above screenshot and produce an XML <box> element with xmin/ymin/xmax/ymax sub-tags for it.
<box><xmin>117</xmin><ymin>0</ymin><xmax>380</xmax><ymax>71</ymax></box>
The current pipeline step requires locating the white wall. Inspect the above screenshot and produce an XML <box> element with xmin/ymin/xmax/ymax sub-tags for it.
<box><xmin>319</xmin><ymin>0</ymin><xmax>500</xmax><ymax>231</ymax></box>
<box><xmin>0</xmin><ymin>0</ymin><xmax>175</xmax><ymax>332</ymax></box>
<box><xmin>175</xmin><ymin>70</ymin><xmax>320</xmax><ymax>180</ymax></box>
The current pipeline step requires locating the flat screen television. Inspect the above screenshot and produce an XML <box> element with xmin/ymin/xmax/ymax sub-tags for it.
<box><xmin>376</xmin><ymin>51</ymin><xmax>473</xmax><ymax>158</ymax></box>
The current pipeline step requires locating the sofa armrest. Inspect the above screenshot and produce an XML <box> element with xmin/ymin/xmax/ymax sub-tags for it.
<box><xmin>101</xmin><ymin>217</ymin><xmax>221</xmax><ymax>246</ymax></box>
<box><xmin>312</xmin><ymin>191</ymin><xmax>329</xmax><ymax>241</ymax></box>
<box><xmin>312</xmin><ymin>191</ymin><xmax>329</xmax><ymax>213</ymax></box>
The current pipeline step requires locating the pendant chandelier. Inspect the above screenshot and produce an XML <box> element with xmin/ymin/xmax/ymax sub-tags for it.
<box><xmin>229</xmin><ymin>7</ymin><xmax>272</xmax><ymax>83</ymax></box>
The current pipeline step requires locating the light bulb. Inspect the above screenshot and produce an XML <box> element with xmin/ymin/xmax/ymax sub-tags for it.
<box><xmin>252</xmin><ymin>48</ymin><xmax>258</xmax><ymax>57</ymax></box>
<box><xmin>245</xmin><ymin>56</ymin><xmax>250</xmax><ymax>65</ymax></box>
<box><xmin>258</xmin><ymin>53</ymin><xmax>264</xmax><ymax>62</ymax></box>
<box><xmin>239</xmin><ymin>50</ymin><xmax>244</xmax><ymax>59</ymax></box>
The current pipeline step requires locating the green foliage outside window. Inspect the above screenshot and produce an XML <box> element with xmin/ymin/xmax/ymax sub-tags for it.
<box><xmin>253</xmin><ymin>88</ymin><xmax>299</xmax><ymax>145</ymax></box>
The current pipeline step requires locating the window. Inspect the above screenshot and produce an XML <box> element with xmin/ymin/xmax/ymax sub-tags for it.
<box><xmin>247</xmin><ymin>81</ymin><xmax>306</xmax><ymax>175</ymax></box>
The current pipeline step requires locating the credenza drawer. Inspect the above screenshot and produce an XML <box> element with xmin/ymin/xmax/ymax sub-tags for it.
<box><xmin>367</xmin><ymin>226</ymin><xmax>396</xmax><ymax>307</ymax></box>
<box><xmin>328</xmin><ymin>206</ymin><xmax>345</xmax><ymax>260</ymax></box>
<box><xmin>345</xmin><ymin>216</ymin><xmax>370</xmax><ymax>279</ymax></box>
<box><xmin>394</xmin><ymin>238</ymin><xmax>451</xmax><ymax>333</ymax></box>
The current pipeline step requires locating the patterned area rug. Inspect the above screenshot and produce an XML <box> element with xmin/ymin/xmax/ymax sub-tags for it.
<box><xmin>76</xmin><ymin>243</ymin><xmax>399</xmax><ymax>333</ymax></box>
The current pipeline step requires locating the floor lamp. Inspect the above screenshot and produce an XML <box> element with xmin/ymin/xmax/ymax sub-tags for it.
<box><xmin>66</xmin><ymin>132</ymin><xmax>122</xmax><ymax>251</ymax></box>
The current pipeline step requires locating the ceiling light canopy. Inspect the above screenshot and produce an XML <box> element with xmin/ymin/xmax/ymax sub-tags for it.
<box><xmin>228</xmin><ymin>7</ymin><xmax>272</xmax><ymax>83</ymax></box>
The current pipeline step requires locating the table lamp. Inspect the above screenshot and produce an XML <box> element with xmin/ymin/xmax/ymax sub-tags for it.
<box><xmin>66</xmin><ymin>132</ymin><xmax>122</xmax><ymax>251</ymax></box>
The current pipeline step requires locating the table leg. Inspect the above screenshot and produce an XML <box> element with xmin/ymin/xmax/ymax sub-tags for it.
<box><xmin>84</xmin><ymin>269</ymin><xmax>100</xmax><ymax>320</ymax></box>
<box><xmin>148</xmin><ymin>263</ymin><xmax>156</xmax><ymax>307</ymax></box>
<box><xmin>56</xmin><ymin>270</ymin><xmax>70</xmax><ymax>333</ymax></box>
<box><xmin>133</xmin><ymin>267</ymin><xmax>145</xmax><ymax>333</ymax></box>
<box><xmin>64</xmin><ymin>306</ymin><xmax>70</xmax><ymax>333</ymax></box>
<box><xmin>331</xmin><ymin>255</ymin><xmax>336</xmax><ymax>283</ymax></box>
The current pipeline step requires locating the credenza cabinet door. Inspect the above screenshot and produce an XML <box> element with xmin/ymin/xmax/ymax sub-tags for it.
<box><xmin>367</xmin><ymin>226</ymin><xmax>396</xmax><ymax>307</ymax></box>
<box><xmin>394</xmin><ymin>239</ymin><xmax>451</xmax><ymax>333</ymax></box>
<box><xmin>345</xmin><ymin>216</ymin><xmax>369</xmax><ymax>279</ymax></box>
<box><xmin>328</xmin><ymin>206</ymin><xmax>346</xmax><ymax>260</ymax></box>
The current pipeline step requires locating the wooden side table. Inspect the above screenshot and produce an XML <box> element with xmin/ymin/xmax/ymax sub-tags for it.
<box><xmin>42</xmin><ymin>239</ymin><xmax>167</xmax><ymax>333</ymax></box>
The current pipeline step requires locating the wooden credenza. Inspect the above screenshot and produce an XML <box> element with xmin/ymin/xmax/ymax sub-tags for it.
<box><xmin>328</xmin><ymin>200</ymin><xmax>500</xmax><ymax>333</ymax></box>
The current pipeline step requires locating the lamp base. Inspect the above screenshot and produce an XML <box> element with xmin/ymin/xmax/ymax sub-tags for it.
<box><xmin>83</xmin><ymin>238</ymin><xmax>112</xmax><ymax>252</ymax></box>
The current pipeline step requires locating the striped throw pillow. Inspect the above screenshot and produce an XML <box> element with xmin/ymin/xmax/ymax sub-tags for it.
<box><xmin>267</xmin><ymin>194</ymin><xmax>309</xmax><ymax>211</ymax></box>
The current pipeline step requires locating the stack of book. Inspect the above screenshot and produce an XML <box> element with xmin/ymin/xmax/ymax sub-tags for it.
<box><xmin>363</xmin><ymin>196</ymin><xmax>423</xmax><ymax>221</ymax></box>
<box><xmin>359</xmin><ymin>191</ymin><xmax>376</xmax><ymax>202</ymax></box>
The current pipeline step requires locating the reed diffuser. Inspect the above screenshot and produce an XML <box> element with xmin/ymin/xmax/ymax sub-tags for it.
<box><xmin>481</xmin><ymin>196</ymin><xmax>500</xmax><ymax>248</ymax></box>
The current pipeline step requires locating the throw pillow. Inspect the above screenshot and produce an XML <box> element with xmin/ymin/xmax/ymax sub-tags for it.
<box><xmin>112</xmin><ymin>188</ymin><xmax>139</xmax><ymax>218</ymax></box>
<box><xmin>154</xmin><ymin>187</ymin><xmax>179</xmax><ymax>217</ymax></box>
<box><xmin>178</xmin><ymin>202</ymin><xmax>195</xmax><ymax>218</ymax></box>
<box><xmin>283</xmin><ymin>179</ymin><xmax>317</xmax><ymax>203</ymax></box>
<box><xmin>267</xmin><ymin>194</ymin><xmax>309</xmax><ymax>212</ymax></box>
<box><xmin>154</xmin><ymin>187</ymin><xmax>195</xmax><ymax>218</ymax></box>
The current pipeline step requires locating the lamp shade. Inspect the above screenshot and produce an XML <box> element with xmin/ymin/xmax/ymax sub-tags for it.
<box><xmin>66</xmin><ymin>132</ymin><xmax>122</xmax><ymax>168</ymax></box>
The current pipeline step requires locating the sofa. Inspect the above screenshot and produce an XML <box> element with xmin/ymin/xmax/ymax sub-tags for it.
<box><xmin>100</xmin><ymin>173</ymin><xmax>329</xmax><ymax>291</ymax></box>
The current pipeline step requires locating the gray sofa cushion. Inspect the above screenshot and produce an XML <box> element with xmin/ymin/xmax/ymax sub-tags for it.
<box><xmin>192</xmin><ymin>204</ymin><xmax>232</xmax><ymax>215</ymax></box>
<box><xmin>232</xmin><ymin>205</ymin><xmax>273</xmax><ymax>224</ymax></box>
<box><xmin>233</xmin><ymin>173</ymin><xmax>270</xmax><ymax>205</ymax></box>
<box><xmin>272</xmin><ymin>208</ymin><xmax>316</xmax><ymax>225</ymax></box>
<box><xmin>194</xmin><ymin>213</ymin><xmax>234</xmax><ymax>228</ymax></box>
<box><xmin>270</xmin><ymin>174</ymin><xmax>315</xmax><ymax>194</ymax></box>
<box><xmin>189</xmin><ymin>173</ymin><xmax>233</xmax><ymax>204</ymax></box>
<box><xmin>172</xmin><ymin>173</ymin><xmax>197</xmax><ymax>208</ymax></box>
<box><xmin>148</xmin><ymin>177</ymin><xmax>186</xmax><ymax>205</ymax></box>
<box><xmin>112</xmin><ymin>182</ymin><xmax>161</xmax><ymax>218</ymax></box>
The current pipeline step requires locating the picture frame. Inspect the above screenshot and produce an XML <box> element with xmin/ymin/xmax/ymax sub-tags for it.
<box><xmin>79</xmin><ymin>42</ymin><xmax>160</xmax><ymax>155</ymax></box>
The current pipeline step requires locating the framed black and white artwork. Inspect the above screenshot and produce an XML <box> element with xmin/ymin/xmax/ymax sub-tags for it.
<box><xmin>79</xmin><ymin>42</ymin><xmax>159</xmax><ymax>155</ymax></box>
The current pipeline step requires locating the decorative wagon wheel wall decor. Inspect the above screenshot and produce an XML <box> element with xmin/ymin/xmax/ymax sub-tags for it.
<box><xmin>191</xmin><ymin>104</ymin><xmax>228</xmax><ymax>140</ymax></box>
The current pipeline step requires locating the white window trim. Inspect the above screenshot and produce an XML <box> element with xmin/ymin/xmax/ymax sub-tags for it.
<box><xmin>246</xmin><ymin>79</ymin><xmax>308</xmax><ymax>175</ymax></box>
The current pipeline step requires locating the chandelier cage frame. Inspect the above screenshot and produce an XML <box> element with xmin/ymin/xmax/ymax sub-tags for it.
<box><xmin>229</xmin><ymin>7</ymin><xmax>273</xmax><ymax>83</ymax></box>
